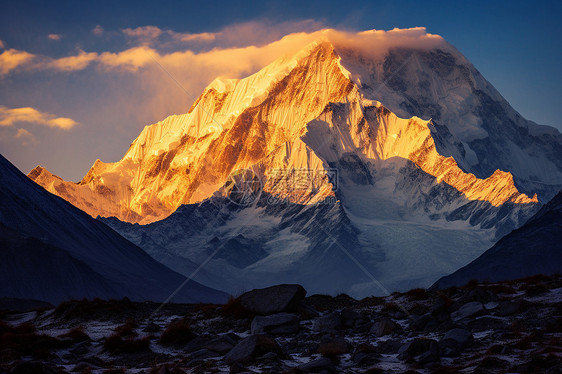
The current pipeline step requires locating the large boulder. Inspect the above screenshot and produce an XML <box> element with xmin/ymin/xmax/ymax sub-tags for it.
<box><xmin>250</xmin><ymin>313</ymin><xmax>300</xmax><ymax>335</ymax></box>
<box><xmin>238</xmin><ymin>284</ymin><xmax>306</xmax><ymax>315</ymax></box>
<box><xmin>224</xmin><ymin>335</ymin><xmax>283</xmax><ymax>364</ymax></box>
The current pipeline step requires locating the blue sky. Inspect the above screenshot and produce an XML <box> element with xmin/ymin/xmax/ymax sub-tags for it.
<box><xmin>0</xmin><ymin>0</ymin><xmax>560</xmax><ymax>180</ymax></box>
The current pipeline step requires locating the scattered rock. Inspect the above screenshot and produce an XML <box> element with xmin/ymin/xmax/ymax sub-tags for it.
<box><xmin>313</xmin><ymin>311</ymin><xmax>342</xmax><ymax>332</ymax></box>
<box><xmin>495</xmin><ymin>300</ymin><xmax>520</xmax><ymax>316</ymax></box>
<box><xmin>439</xmin><ymin>328</ymin><xmax>473</xmax><ymax>356</ymax></box>
<box><xmin>143</xmin><ymin>322</ymin><xmax>161</xmax><ymax>332</ymax></box>
<box><xmin>451</xmin><ymin>301</ymin><xmax>486</xmax><ymax>320</ymax></box>
<box><xmin>467</xmin><ymin>316</ymin><xmax>506</xmax><ymax>332</ymax></box>
<box><xmin>239</xmin><ymin>284</ymin><xmax>306</xmax><ymax>315</ymax></box>
<box><xmin>370</xmin><ymin>317</ymin><xmax>398</xmax><ymax>337</ymax></box>
<box><xmin>9</xmin><ymin>361</ymin><xmax>57</xmax><ymax>374</ymax></box>
<box><xmin>205</xmin><ymin>334</ymin><xmax>238</xmax><ymax>354</ymax></box>
<box><xmin>0</xmin><ymin>348</ymin><xmax>20</xmax><ymax>364</ymax></box>
<box><xmin>296</xmin><ymin>357</ymin><xmax>336</xmax><ymax>373</ymax></box>
<box><xmin>318</xmin><ymin>335</ymin><xmax>350</xmax><ymax>356</ymax></box>
<box><xmin>224</xmin><ymin>334</ymin><xmax>283</xmax><ymax>364</ymax></box>
<box><xmin>190</xmin><ymin>348</ymin><xmax>221</xmax><ymax>360</ymax></box>
<box><xmin>375</xmin><ymin>338</ymin><xmax>403</xmax><ymax>354</ymax></box>
<box><xmin>398</xmin><ymin>338</ymin><xmax>440</xmax><ymax>363</ymax></box>
<box><xmin>251</xmin><ymin>313</ymin><xmax>299</xmax><ymax>335</ymax></box>
<box><xmin>409</xmin><ymin>314</ymin><xmax>433</xmax><ymax>331</ymax></box>
<box><xmin>351</xmin><ymin>343</ymin><xmax>380</xmax><ymax>365</ymax></box>
<box><xmin>340</xmin><ymin>308</ymin><xmax>361</xmax><ymax>328</ymax></box>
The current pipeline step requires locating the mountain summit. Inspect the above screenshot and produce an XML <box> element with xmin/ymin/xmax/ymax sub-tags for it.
<box><xmin>27</xmin><ymin>28</ymin><xmax>561</xmax><ymax>296</ymax></box>
<box><xmin>29</xmin><ymin>31</ymin><xmax>550</xmax><ymax>225</ymax></box>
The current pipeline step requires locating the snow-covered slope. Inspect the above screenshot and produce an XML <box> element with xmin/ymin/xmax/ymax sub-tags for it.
<box><xmin>0</xmin><ymin>154</ymin><xmax>228</xmax><ymax>304</ymax></box>
<box><xmin>432</xmin><ymin>189</ymin><xmax>562</xmax><ymax>289</ymax></box>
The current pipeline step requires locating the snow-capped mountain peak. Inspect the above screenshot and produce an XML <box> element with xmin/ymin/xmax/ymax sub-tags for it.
<box><xmin>29</xmin><ymin>35</ymin><xmax>543</xmax><ymax>224</ymax></box>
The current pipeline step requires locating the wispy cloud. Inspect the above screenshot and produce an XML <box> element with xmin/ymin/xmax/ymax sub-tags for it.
<box><xmin>0</xmin><ymin>40</ymin><xmax>5</xmax><ymax>49</ymax></box>
<box><xmin>92</xmin><ymin>25</ymin><xmax>104</xmax><ymax>36</ymax></box>
<box><xmin>0</xmin><ymin>106</ymin><xmax>79</xmax><ymax>129</ymax></box>
<box><xmin>14</xmin><ymin>128</ymin><xmax>37</xmax><ymax>144</ymax></box>
<box><xmin>48</xmin><ymin>34</ymin><xmax>62</xmax><ymax>41</ymax></box>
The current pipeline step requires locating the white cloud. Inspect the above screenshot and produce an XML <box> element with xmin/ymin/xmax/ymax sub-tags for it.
<box><xmin>122</xmin><ymin>26</ymin><xmax>162</xmax><ymax>44</ymax></box>
<box><xmin>92</xmin><ymin>25</ymin><xmax>104</xmax><ymax>36</ymax></box>
<box><xmin>175</xmin><ymin>32</ymin><xmax>217</xmax><ymax>42</ymax></box>
<box><xmin>0</xmin><ymin>106</ymin><xmax>79</xmax><ymax>129</ymax></box>
<box><xmin>48</xmin><ymin>50</ymin><xmax>98</xmax><ymax>71</ymax></box>
<box><xmin>48</xmin><ymin>34</ymin><xmax>62</xmax><ymax>41</ymax></box>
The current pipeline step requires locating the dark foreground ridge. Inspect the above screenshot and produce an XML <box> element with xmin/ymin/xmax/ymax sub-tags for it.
<box><xmin>1</xmin><ymin>276</ymin><xmax>561</xmax><ymax>374</ymax></box>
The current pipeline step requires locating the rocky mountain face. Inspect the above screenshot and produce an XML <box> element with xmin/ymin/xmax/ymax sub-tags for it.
<box><xmin>432</xmin><ymin>189</ymin><xmax>562</xmax><ymax>289</ymax></box>
<box><xmin>0</xmin><ymin>154</ymin><xmax>227</xmax><ymax>304</ymax></box>
<box><xmin>1</xmin><ymin>277</ymin><xmax>560</xmax><ymax>373</ymax></box>
<box><xmin>27</xmin><ymin>30</ymin><xmax>561</xmax><ymax>296</ymax></box>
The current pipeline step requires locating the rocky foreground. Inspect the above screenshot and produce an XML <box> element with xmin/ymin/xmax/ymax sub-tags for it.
<box><xmin>1</xmin><ymin>275</ymin><xmax>561</xmax><ymax>374</ymax></box>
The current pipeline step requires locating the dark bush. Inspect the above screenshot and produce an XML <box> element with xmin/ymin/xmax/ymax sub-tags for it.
<box><xmin>114</xmin><ymin>319</ymin><xmax>138</xmax><ymax>337</ymax></box>
<box><xmin>404</xmin><ymin>288</ymin><xmax>429</xmax><ymax>301</ymax></box>
<box><xmin>59</xmin><ymin>326</ymin><xmax>91</xmax><ymax>342</ymax></box>
<box><xmin>103</xmin><ymin>334</ymin><xmax>150</xmax><ymax>354</ymax></box>
<box><xmin>221</xmin><ymin>296</ymin><xmax>253</xmax><ymax>319</ymax></box>
<box><xmin>158</xmin><ymin>319</ymin><xmax>196</xmax><ymax>346</ymax></box>
<box><xmin>0</xmin><ymin>321</ymin><xmax>64</xmax><ymax>356</ymax></box>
